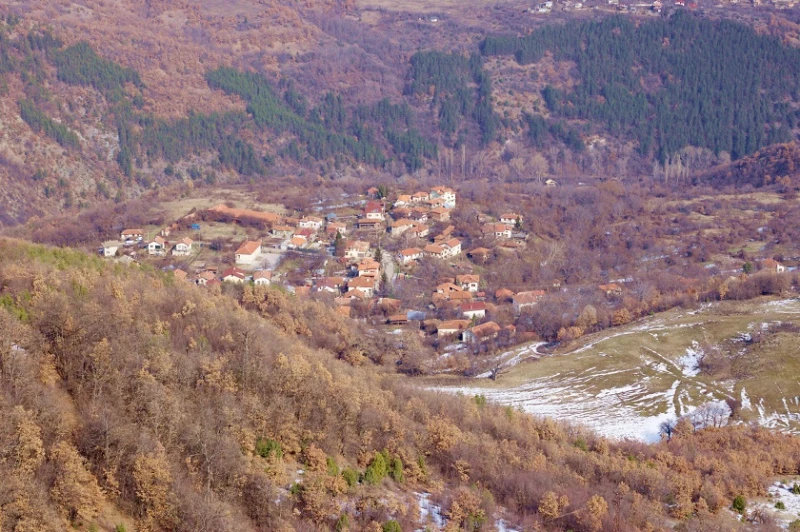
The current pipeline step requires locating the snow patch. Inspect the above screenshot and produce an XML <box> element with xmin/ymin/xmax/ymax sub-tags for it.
<box><xmin>752</xmin><ymin>481</ymin><xmax>800</xmax><ymax>528</ymax></box>
<box><xmin>416</xmin><ymin>492</ymin><xmax>446</xmax><ymax>530</ymax></box>
<box><xmin>495</xmin><ymin>519</ymin><xmax>521</xmax><ymax>532</ymax></box>
<box><xmin>678</xmin><ymin>341</ymin><xmax>703</xmax><ymax>376</ymax></box>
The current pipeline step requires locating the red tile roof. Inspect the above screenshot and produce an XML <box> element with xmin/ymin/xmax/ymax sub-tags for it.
<box><xmin>236</xmin><ymin>240</ymin><xmax>261</xmax><ymax>255</ymax></box>
<box><xmin>460</xmin><ymin>302</ymin><xmax>487</xmax><ymax>312</ymax></box>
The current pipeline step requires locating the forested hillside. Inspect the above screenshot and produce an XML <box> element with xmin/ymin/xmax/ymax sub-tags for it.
<box><xmin>1</xmin><ymin>238</ymin><xmax>800</xmax><ymax>531</ymax></box>
<box><xmin>482</xmin><ymin>11</ymin><xmax>800</xmax><ymax>163</ymax></box>
<box><xmin>696</xmin><ymin>142</ymin><xmax>800</xmax><ymax>187</ymax></box>
<box><xmin>0</xmin><ymin>15</ymin><xmax>452</xmax><ymax>223</ymax></box>
<box><xmin>405</xmin><ymin>51</ymin><xmax>501</xmax><ymax>148</ymax></box>
<box><xmin>4</xmin><ymin>3</ymin><xmax>800</xmax><ymax>227</ymax></box>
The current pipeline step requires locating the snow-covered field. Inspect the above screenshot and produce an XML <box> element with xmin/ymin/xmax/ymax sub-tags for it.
<box><xmin>432</xmin><ymin>299</ymin><xmax>800</xmax><ymax>442</ymax></box>
<box><xmin>752</xmin><ymin>481</ymin><xmax>800</xmax><ymax>527</ymax></box>
<box><xmin>437</xmin><ymin>375</ymin><xmax>691</xmax><ymax>442</ymax></box>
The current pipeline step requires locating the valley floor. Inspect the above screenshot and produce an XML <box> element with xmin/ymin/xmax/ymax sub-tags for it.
<box><xmin>432</xmin><ymin>297</ymin><xmax>800</xmax><ymax>442</ymax></box>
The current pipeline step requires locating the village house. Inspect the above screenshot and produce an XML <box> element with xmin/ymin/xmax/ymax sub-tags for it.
<box><xmin>100</xmin><ymin>241</ymin><xmax>120</xmax><ymax>257</ymax></box>
<box><xmin>196</xmin><ymin>271</ymin><xmax>216</xmax><ymax>286</ymax></box>
<box><xmin>363</xmin><ymin>201</ymin><xmax>385</xmax><ymax>221</ymax></box>
<box><xmin>316</xmin><ymin>277</ymin><xmax>345</xmax><ymax>294</ymax></box>
<box><xmin>221</xmin><ymin>267</ymin><xmax>246</xmax><ymax>283</ymax></box>
<box><xmin>463</xmin><ymin>321</ymin><xmax>501</xmax><ymax>343</ymax></box>
<box><xmin>442</xmin><ymin>238</ymin><xmax>462</xmax><ymax>257</ymax></box>
<box><xmin>121</xmin><ymin>229</ymin><xmax>145</xmax><ymax>242</ymax></box>
<box><xmin>424</xmin><ymin>197</ymin><xmax>446</xmax><ymax>210</ymax></box>
<box><xmin>366</xmin><ymin>186</ymin><xmax>379</xmax><ymax>198</ymax></box>
<box><xmin>389</xmin><ymin>219</ymin><xmax>415</xmax><ymax>237</ymax></box>
<box><xmin>424</xmin><ymin>244</ymin><xmax>448</xmax><ymax>260</ymax></box>
<box><xmin>173</xmin><ymin>269</ymin><xmax>188</xmax><ymax>281</ymax></box>
<box><xmin>430</xmin><ymin>207</ymin><xmax>451</xmax><ymax>222</ymax></box>
<box><xmin>148</xmin><ymin>236</ymin><xmax>167</xmax><ymax>256</ymax></box>
<box><xmin>298</xmin><ymin>216</ymin><xmax>324</xmax><ymax>231</ymax></box>
<box><xmin>468</xmin><ymin>247</ymin><xmax>492</xmax><ymax>261</ymax></box>
<box><xmin>398</xmin><ymin>248</ymin><xmax>424</xmax><ymax>264</ymax></box>
<box><xmin>500</xmin><ymin>213</ymin><xmax>522</xmax><ymax>226</ymax></box>
<box><xmin>545</xmin><ymin>178</ymin><xmax>557</xmax><ymax>187</ymax></box>
<box><xmin>387</xmin><ymin>314</ymin><xmax>409</xmax><ymax>326</ymax></box>
<box><xmin>513</xmin><ymin>290</ymin><xmax>546</xmax><ymax>314</ymax></box>
<box><xmin>436</xmin><ymin>282</ymin><xmax>462</xmax><ymax>295</ymax></box>
<box><xmin>356</xmin><ymin>219</ymin><xmax>383</xmax><ymax>231</ymax></box>
<box><xmin>172</xmin><ymin>237</ymin><xmax>193</xmax><ymax>257</ymax></box>
<box><xmin>408</xmin><ymin>223</ymin><xmax>429</xmax><ymax>239</ymax></box>
<box><xmin>326</xmin><ymin>222</ymin><xmax>347</xmax><ymax>236</ymax></box>
<box><xmin>456</xmin><ymin>274</ymin><xmax>480</xmax><ymax>292</ymax></box>
<box><xmin>448</xmin><ymin>291</ymin><xmax>474</xmax><ymax>304</ymax></box>
<box><xmin>345</xmin><ymin>241</ymin><xmax>371</xmax><ymax>260</ymax></box>
<box><xmin>460</xmin><ymin>302</ymin><xmax>487</xmax><ymax>320</ymax></box>
<box><xmin>295</xmin><ymin>228</ymin><xmax>316</xmax><ymax>241</ymax></box>
<box><xmin>378</xmin><ymin>298</ymin><xmax>403</xmax><ymax>314</ymax></box>
<box><xmin>343</xmin><ymin>288</ymin><xmax>369</xmax><ymax>302</ymax></box>
<box><xmin>598</xmin><ymin>283</ymin><xmax>623</xmax><ymax>296</ymax></box>
<box><xmin>482</xmin><ymin>223</ymin><xmax>513</xmax><ymax>240</ymax></box>
<box><xmin>433</xmin><ymin>226</ymin><xmax>455</xmax><ymax>244</ymax></box>
<box><xmin>392</xmin><ymin>207</ymin><xmax>412</xmax><ymax>219</ymax></box>
<box><xmin>286</xmin><ymin>236</ymin><xmax>308</xmax><ymax>250</ymax></box>
<box><xmin>437</xmin><ymin>319</ymin><xmax>470</xmax><ymax>339</ymax></box>
<box><xmin>495</xmin><ymin>288</ymin><xmax>514</xmax><ymax>302</ymax></box>
<box><xmin>347</xmin><ymin>276</ymin><xmax>377</xmax><ymax>298</ymax></box>
<box><xmin>762</xmin><ymin>258</ymin><xmax>786</xmax><ymax>273</ymax></box>
<box><xmin>272</xmin><ymin>225</ymin><xmax>295</xmax><ymax>238</ymax></box>
<box><xmin>394</xmin><ymin>194</ymin><xmax>412</xmax><ymax>207</ymax></box>
<box><xmin>253</xmin><ymin>270</ymin><xmax>272</xmax><ymax>285</ymax></box>
<box><xmin>430</xmin><ymin>186</ymin><xmax>457</xmax><ymax>208</ymax></box>
<box><xmin>235</xmin><ymin>240</ymin><xmax>262</xmax><ymax>265</ymax></box>
<box><xmin>410</xmin><ymin>191</ymin><xmax>429</xmax><ymax>203</ymax></box>
<box><xmin>357</xmin><ymin>258</ymin><xmax>381</xmax><ymax>278</ymax></box>
<box><xmin>409</xmin><ymin>208</ymin><xmax>430</xmax><ymax>223</ymax></box>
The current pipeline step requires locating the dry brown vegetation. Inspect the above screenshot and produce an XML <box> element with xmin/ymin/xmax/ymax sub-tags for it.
<box><xmin>0</xmin><ymin>237</ymin><xmax>799</xmax><ymax>531</ymax></box>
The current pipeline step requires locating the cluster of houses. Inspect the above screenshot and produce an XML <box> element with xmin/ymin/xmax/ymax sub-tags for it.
<box><xmin>100</xmin><ymin>229</ymin><xmax>195</xmax><ymax>259</ymax></box>
<box><xmin>93</xmin><ymin>181</ymin><xmax>796</xmax><ymax>354</ymax></box>
<box><xmin>180</xmin><ymin>266</ymin><xmax>273</xmax><ymax>288</ymax></box>
<box><xmin>93</xmin><ymin>184</ymin><xmax>549</xmax><ymax>349</ymax></box>
<box><xmin>348</xmin><ymin>272</ymin><xmax>558</xmax><ymax>348</ymax></box>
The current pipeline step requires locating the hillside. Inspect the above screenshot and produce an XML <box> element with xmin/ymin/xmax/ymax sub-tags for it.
<box><xmin>696</xmin><ymin>142</ymin><xmax>800</xmax><ymax>188</ymax></box>
<box><xmin>2</xmin><ymin>237</ymin><xmax>800</xmax><ymax>531</ymax></box>
<box><xmin>482</xmin><ymin>12</ymin><xmax>800</xmax><ymax>163</ymax></box>
<box><xmin>3</xmin><ymin>4</ymin><xmax>800</xmax><ymax>225</ymax></box>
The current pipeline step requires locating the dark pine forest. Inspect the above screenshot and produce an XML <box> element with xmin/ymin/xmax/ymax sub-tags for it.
<box><xmin>482</xmin><ymin>11</ymin><xmax>800</xmax><ymax>162</ymax></box>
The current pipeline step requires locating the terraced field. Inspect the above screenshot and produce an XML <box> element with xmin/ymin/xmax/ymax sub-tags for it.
<box><xmin>434</xmin><ymin>297</ymin><xmax>800</xmax><ymax>442</ymax></box>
